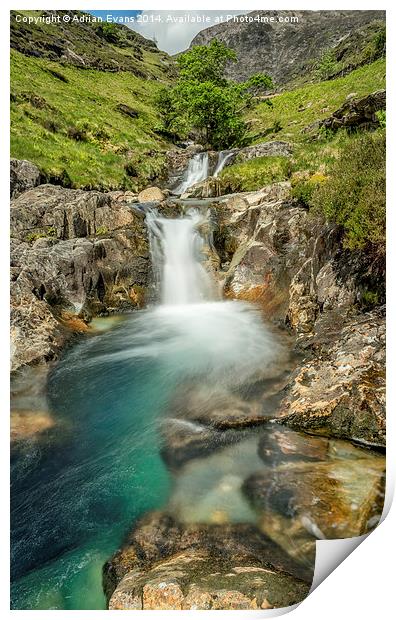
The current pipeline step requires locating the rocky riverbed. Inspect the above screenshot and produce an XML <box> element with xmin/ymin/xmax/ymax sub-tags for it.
<box><xmin>10</xmin><ymin>153</ymin><xmax>385</xmax><ymax>609</ymax></box>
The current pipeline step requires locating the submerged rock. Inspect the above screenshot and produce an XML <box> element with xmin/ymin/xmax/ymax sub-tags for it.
<box><xmin>11</xmin><ymin>409</ymin><xmax>55</xmax><ymax>442</ymax></box>
<box><xmin>104</xmin><ymin>511</ymin><xmax>311</xmax><ymax>610</ymax></box>
<box><xmin>258</xmin><ymin>426</ymin><xmax>329</xmax><ymax>465</ymax></box>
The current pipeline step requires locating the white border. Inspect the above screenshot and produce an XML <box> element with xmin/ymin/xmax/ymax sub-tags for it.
<box><xmin>1</xmin><ymin>1</ymin><xmax>395</xmax><ymax>618</ymax></box>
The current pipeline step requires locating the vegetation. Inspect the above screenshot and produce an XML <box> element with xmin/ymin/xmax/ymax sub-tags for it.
<box><xmin>219</xmin><ymin>156</ymin><xmax>291</xmax><ymax>193</ymax></box>
<box><xmin>247</xmin><ymin>58</ymin><xmax>385</xmax><ymax>144</ymax></box>
<box><xmin>155</xmin><ymin>39</ymin><xmax>273</xmax><ymax>149</ymax></box>
<box><xmin>310</xmin><ymin>131</ymin><xmax>385</xmax><ymax>253</ymax></box>
<box><xmin>10</xmin><ymin>49</ymin><xmax>172</xmax><ymax>190</ymax></box>
<box><xmin>288</xmin><ymin>20</ymin><xmax>386</xmax><ymax>88</ymax></box>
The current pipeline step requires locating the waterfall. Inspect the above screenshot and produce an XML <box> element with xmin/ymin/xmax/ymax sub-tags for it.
<box><xmin>175</xmin><ymin>152</ymin><xmax>209</xmax><ymax>195</ymax></box>
<box><xmin>146</xmin><ymin>209</ymin><xmax>214</xmax><ymax>305</ymax></box>
<box><xmin>213</xmin><ymin>151</ymin><xmax>234</xmax><ymax>177</ymax></box>
<box><xmin>141</xmin><ymin>208</ymin><xmax>283</xmax><ymax>386</ymax></box>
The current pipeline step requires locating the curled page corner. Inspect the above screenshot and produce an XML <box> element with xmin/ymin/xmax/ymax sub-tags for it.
<box><xmin>310</xmin><ymin>533</ymin><xmax>369</xmax><ymax>593</ymax></box>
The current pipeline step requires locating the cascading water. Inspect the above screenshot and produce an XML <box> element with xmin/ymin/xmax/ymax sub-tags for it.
<box><xmin>143</xmin><ymin>207</ymin><xmax>282</xmax><ymax>385</ymax></box>
<box><xmin>147</xmin><ymin>209</ymin><xmax>214</xmax><ymax>305</ymax></box>
<box><xmin>10</xmin><ymin>208</ymin><xmax>283</xmax><ymax>609</ymax></box>
<box><xmin>175</xmin><ymin>152</ymin><xmax>209</xmax><ymax>195</ymax></box>
<box><xmin>213</xmin><ymin>150</ymin><xmax>235</xmax><ymax>177</ymax></box>
<box><xmin>10</xmin><ymin>194</ymin><xmax>385</xmax><ymax>611</ymax></box>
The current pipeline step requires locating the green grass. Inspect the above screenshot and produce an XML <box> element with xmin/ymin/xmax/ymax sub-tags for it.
<box><xmin>10</xmin><ymin>49</ymin><xmax>174</xmax><ymax>190</ymax></box>
<box><xmin>219</xmin><ymin>156</ymin><xmax>291</xmax><ymax>193</ymax></box>
<box><xmin>248</xmin><ymin>59</ymin><xmax>385</xmax><ymax>143</ymax></box>
<box><xmin>218</xmin><ymin>60</ymin><xmax>386</xmax><ymax>194</ymax></box>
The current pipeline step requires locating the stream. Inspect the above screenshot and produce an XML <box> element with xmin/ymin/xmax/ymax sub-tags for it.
<box><xmin>10</xmin><ymin>161</ymin><xmax>385</xmax><ymax>610</ymax></box>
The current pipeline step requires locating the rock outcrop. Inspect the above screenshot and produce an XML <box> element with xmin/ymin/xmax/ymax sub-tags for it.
<box><xmin>238</xmin><ymin>141</ymin><xmax>293</xmax><ymax>161</ymax></box>
<box><xmin>10</xmin><ymin>10</ymin><xmax>166</xmax><ymax>75</ymax></box>
<box><xmin>277</xmin><ymin>308</ymin><xmax>386</xmax><ymax>447</ymax></box>
<box><xmin>103</xmin><ymin>511</ymin><xmax>311</xmax><ymax>610</ymax></box>
<box><xmin>303</xmin><ymin>89</ymin><xmax>386</xmax><ymax>136</ymax></box>
<box><xmin>10</xmin><ymin>159</ymin><xmax>42</xmax><ymax>198</ymax></box>
<box><xmin>212</xmin><ymin>182</ymin><xmax>385</xmax><ymax>445</ymax></box>
<box><xmin>10</xmin><ymin>183</ymin><xmax>150</xmax><ymax>371</ymax></box>
<box><xmin>190</xmin><ymin>11</ymin><xmax>385</xmax><ymax>85</ymax></box>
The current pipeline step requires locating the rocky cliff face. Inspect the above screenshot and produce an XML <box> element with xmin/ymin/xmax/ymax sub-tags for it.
<box><xmin>10</xmin><ymin>180</ymin><xmax>150</xmax><ymax>371</ymax></box>
<box><xmin>211</xmin><ymin>181</ymin><xmax>385</xmax><ymax>447</ymax></box>
<box><xmin>190</xmin><ymin>11</ymin><xmax>385</xmax><ymax>85</ymax></box>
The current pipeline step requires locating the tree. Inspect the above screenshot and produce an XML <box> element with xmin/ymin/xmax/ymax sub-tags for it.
<box><xmin>155</xmin><ymin>39</ymin><xmax>273</xmax><ymax>149</ymax></box>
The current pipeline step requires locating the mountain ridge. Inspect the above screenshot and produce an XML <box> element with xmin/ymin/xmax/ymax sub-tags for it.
<box><xmin>189</xmin><ymin>10</ymin><xmax>385</xmax><ymax>86</ymax></box>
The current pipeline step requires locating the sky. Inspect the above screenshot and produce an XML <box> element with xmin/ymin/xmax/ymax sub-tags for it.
<box><xmin>88</xmin><ymin>10</ymin><xmax>246</xmax><ymax>55</ymax></box>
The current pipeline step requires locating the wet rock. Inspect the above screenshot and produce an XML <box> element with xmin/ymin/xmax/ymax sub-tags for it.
<box><xmin>137</xmin><ymin>186</ymin><xmax>166</xmax><ymax>203</ymax></box>
<box><xmin>10</xmin><ymin>159</ymin><xmax>41</xmax><ymax>198</ymax></box>
<box><xmin>167</xmin><ymin>384</ymin><xmax>274</xmax><ymax>430</ymax></box>
<box><xmin>258</xmin><ymin>427</ymin><xmax>329</xmax><ymax>465</ymax></box>
<box><xmin>181</xmin><ymin>176</ymin><xmax>222</xmax><ymax>199</ymax></box>
<box><xmin>160</xmin><ymin>384</ymin><xmax>275</xmax><ymax>469</ymax></box>
<box><xmin>243</xmin><ymin>451</ymin><xmax>385</xmax><ymax>565</ymax></box>
<box><xmin>278</xmin><ymin>309</ymin><xmax>386</xmax><ymax>447</ymax></box>
<box><xmin>219</xmin><ymin>182</ymin><xmax>313</xmax><ymax>321</ymax></box>
<box><xmin>10</xmin><ymin>184</ymin><xmax>149</xmax><ymax>371</ymax></box>
<box><xmin>104</xmin><ymin>511</ymin><xmax>311</xmax><ymax>610</ymax></box>
<box><xmin>160</xmin><ymin>418</ymin><xmax>231</xmax><ymax>470</ymax></box>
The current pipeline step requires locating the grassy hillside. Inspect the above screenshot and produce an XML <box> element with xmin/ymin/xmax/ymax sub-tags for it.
<box><xmin>248</xmin><ymin>58</ymin><xmax>385</xmax><ymax>144</ymax></box>
<box><xmin>220</xmin><ymin>59</ymin><xmax>385</xmax><ymax>192</ymax></box>
<box><xmin>10</xmin><ymin>11</ymin><xmax>175</xmax><ymax>190</ymax></box>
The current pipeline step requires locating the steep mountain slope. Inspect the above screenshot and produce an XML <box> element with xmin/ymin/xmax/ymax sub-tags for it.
<box><xmin>10</xmin><ymin>10</ymin><xmax>175</xmax><ymax>190</ymax></box>
<box><xmin>190</xmin><ymin>10</ymin><xmax>385</xmax><ymax>86</ymax></box>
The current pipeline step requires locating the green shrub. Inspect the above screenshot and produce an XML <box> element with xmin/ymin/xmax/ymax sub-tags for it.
<box><xmin>315</xmin><ymin>50</ymin><xmax>337</xmax><ymax>81</ymax></box>
<box><xmin>291</xmin><ymin>172</ymin><xmax>327</xmax><ymax>207</ymax></box>
<box><xmin>311</xmin><ymin>131</ymin><xmax>385</xmax><ymax>252</ymax></box>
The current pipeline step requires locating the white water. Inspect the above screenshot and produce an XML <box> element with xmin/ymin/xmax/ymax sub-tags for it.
<box><xmin>175</xmin><ymin>152</ymin><xmax>209</xmax><ymax>195</ymax></box>
<box><xmin>146</xmin><ymin>209</ymin><xmax>214</xmax><ymax>305</ymax></box>
<box><xmin>213</xmin><ymin>151</ymin><xmax>234</xmax><ymax>177</ymax></box>
<box><xmin>139</xmin><ymin>207</ymin><xmax>284</xmax><ymax>386</ymax></box>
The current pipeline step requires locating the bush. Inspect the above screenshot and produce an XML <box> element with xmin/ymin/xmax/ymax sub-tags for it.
<box><xmin>315</xmin><ymin>50</ymin><xmax>337</xmax><ymax>81</ymax></box>
<box><xmin>291</xmin><ymin>172</ymin><xmax>327</xmax><ymax>207</ymax></box>
<box><xmin>310</xmin><ymin>131</ymin><xmax>385</xmax><ymax>252</ymax></box>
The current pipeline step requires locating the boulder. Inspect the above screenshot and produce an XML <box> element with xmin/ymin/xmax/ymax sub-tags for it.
<box><xmin>304</xmin><ymin>90</ymin><xmax>386</xmax><ymax>136</ymax></box>
<box><xmin>10</xmin><ymin>159</ymin><xmax>41</xmax><ymax>198</ymax></box>
<box><xmin>104</xmin><ymin>511</ymin><xmax>311</xmax><ymax>610</ymax></box>
<box><xmin>238</xmin><ymin>141</ymin><xmax>293</xmax><ymax>161</ymax></box>
<box><xmin>181</xmin><ymin>177</ymin><xmax>222</xmax><ymax>199</ymax></box>
<box><xmin>243</xmin><ymin>448</ymin><xmax>385</xmax><ymax>564</ymax></box>
<box><xmin>137</xmin><ymin>186</ymin><xmax>166</xmax><ymax>203</ymax></box>
<box><xmin>277</xmin><ymin>309</ymin><xmax>386</xmax><ymax>447</ymax></box>
<box><xmin>10</xmin><ymin>185</ymin><xmax>150</xmax><ymax>371</ymax></box>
